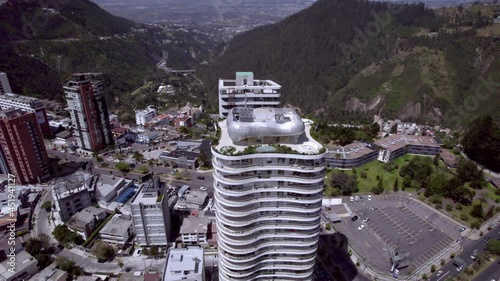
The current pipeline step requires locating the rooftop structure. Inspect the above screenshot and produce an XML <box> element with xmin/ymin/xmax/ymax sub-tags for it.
<box><xmin>215</xmin><ymin>107</ymin><xmax>323</xmax><ymax>155</ymax></box>
<box><xmin>212</xmin><ymin>107</ymin><xmax>325</xmax><ymax>280</ymax></box>
<box><xmin>29</xmin><ymin>262</ymin><xmax>68</xmax><ymax>281</ymax></box>
<box><xmin>95</xmin><ymin>174</ymin><xmax>133</xmax><ymax>203</ymax></box>
<box><xmin>218</xmin><ymin>72</ymin><xmax>281</xmax><ymax>117</ymax></box>
<box><xmin>164</xmin><ymin>247</ymin><xmax>204</xmax><ymax>281</ymax></box>
<box><xmin>51</xmin><ymin>173</ymin><xmax>93</xmax><ymax>221</ymax></box>
<box><xmin>67</xmin><ymin>206</ymin><xmax>107</xmax><ymax>240</ymax></box>
<box><xmin>179</xmin><ymin>216</ymin><xmax>209</xmax><ymax>245</ymax></box>
<box><xmin>0</xmin><ymin>251</ymin><xmax>38</xmax><ymax>281</ymax></box>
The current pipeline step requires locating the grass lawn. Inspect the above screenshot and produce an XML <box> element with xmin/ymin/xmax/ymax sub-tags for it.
<box><xmin>325</xmin><ymin>154</ymin><xmax>436</xmax><ymax>194</ymax></box>
<box><xmin>484</xmin><ymin>183</ymin><xmax>500</xmax><ymax>203</ymax></box>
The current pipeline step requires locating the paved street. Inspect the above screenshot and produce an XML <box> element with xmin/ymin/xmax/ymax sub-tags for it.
<box><xmin>32</xmin><ymin>189</ymin><xmax>57</xmax><ymax>243</ymax></box>
<box><xmin>429</xmin><ymin>224</ymin><xmax>500</xmax><ymax>281</ymax></box>
<box><xmin>471</xmin><ymin>258</ymin><xmax>500</xmax><ymax>281</ymax></box>
<box><xmin>59</xmin><ymin>248</ymin><xmax>166</xmax><ymax>273</ymax></box>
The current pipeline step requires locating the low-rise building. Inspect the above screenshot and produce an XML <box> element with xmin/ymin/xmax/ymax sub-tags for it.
<box><xmin>99</xmin><ymin>214</ymin><xmax>134</xmax><ymax>246</ymax></box>
<box><xmin>137</xmin><ymin>131</ymin><xmax>162</xmax><ymax>144</ymax></box>
<box><xmin>0</xmin><ymin>251</ymin><xmax>38</xmax><ymax>281</ymax></box>
<box><xmin>95</xmin><ymin>174</ymin><xmax>134</xmax><ymax>203</ymax></box>
<box><xmin>374</xmin><ymin>135</ymin><xmax>441</xmax><ymax>163</ymax></box>
<box><xmin>174</xmin><ymin>116</ymin><xmax>192</xmax><ymax>129</ymax></box>
<box><xmin>29</xmin><ymin>263</ymin><xmax>68</xmax><ymax>281</ymax></box>
<box><xmin>164</xmin><ymin>247</ymin><xmax>204</xmax><ymax>281</ymax></box>
<box><xmin>67</xmin><ymin>206</ymin><xmax>108</xmax><ymax>240</ymax></box>
<box><xmin>176</xmin><ymin>190</ymin><xmax>207</xmax><ymax>211</ymax></box>
<box><xmin>135</xmin><ymin>106</ymin><xmax>157</xmax><ymax>126</ymax></box>
<box><xmin>151</xmin><ymin>114</ymin><xmax>171</xmax><ymax>126</ymax></box>
<box><xmin>325</xmin><ymin>141</ymin><xmax>378</xmax><ymax>169</ymax></box>
<box><xmin>179</xmin><ymin>216</ymin><xmax>209</xmax><ymax>245</ymax></box>
<box><xmin>159</xmin><ymin>150</ymin><xmax>198</xmax><ymax>169</ymax></box>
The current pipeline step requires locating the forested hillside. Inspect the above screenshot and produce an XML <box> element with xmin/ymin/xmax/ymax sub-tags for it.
<box><xmin>200</xmin><ymin>0</ymin><xmax>500</xmax><ymax>127</ymax></box>
<box><xmin>0</xmin><ymin>0</ymin><xmax>212</xmax><ymax>108</ymax></box>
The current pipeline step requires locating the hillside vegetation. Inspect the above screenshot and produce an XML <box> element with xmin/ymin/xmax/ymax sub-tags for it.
<box><xmin>200</xmin><ymin>0</ymin><xmax>500</xmax><ymax>127</ymax></box>
<box><xmin>0</xmin><ymin>0</ymin><xmax>212</xmax><ymax>111</ymax></box>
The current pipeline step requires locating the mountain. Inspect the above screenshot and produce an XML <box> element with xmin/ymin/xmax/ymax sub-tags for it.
<box><xmin>199</xmin><ymin>0</ymin><xmax>500</xmax><ymax>127</ymax></box>
<box><xmin>0</xmin><ymin>0</ymin><xmax>214</xmax><ymax>115</ymax></box>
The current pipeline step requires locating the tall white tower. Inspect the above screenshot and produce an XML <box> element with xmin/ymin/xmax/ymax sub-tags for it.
<box><xmin>212</xmin><ymin>107</ymin><xmax>325</xmax><ymax>281</ymax></box>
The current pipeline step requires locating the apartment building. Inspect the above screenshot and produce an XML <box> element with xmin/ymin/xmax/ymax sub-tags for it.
<box><xmin>130</xmin><ymin>185</ymin><xmax>171</xmax><ymax>246</ymax></box>
<box><xmin>135</xmin><ymin>105</ymin><xmax>157</xmax><ymax>126</ymax></box>
<box><xmin>52</xmin><ymin>174</ymin><xmax>93</xmax><ymax>222</ymax></box>
<box><xmin>64</xmin><ymin>74</ymin><xmax>114</xmax><ymax>151</ymax></box>
<box><xmin>212</xmin><ymin>107</ymin><xmax>325</xmax><ymax>281</ymax></box>
<box><xmin>325</xmin><ymin>141</ymin><xmax>378</xmax><ymax>169</ymax></box>
<box><xmin>67</xmin><ymin>206</ymin><xmax>107</xmax><ymax>240</ymax></box>
<box><xmin>0</xmin><ymin>109</ymin><xmax>51</xmax><ymax>184</ymax></box>
<box><xmin>218</xmin><ymin>72</ymin><xmax>281</xmax><ymax>117</ymax></box>
<box><xmin>0</xmin><ymin>93</ymin><xmax>52</xmax><ymax>137</ymax></box>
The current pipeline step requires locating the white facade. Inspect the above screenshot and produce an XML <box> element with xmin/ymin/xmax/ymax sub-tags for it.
<box><xmin>0</xmin><ymin>93</ymin><xmax>44</xmax><ymax>112</ymax></box>
<box><xmin>99</xmin><ymin>214</ymin><xmax>134</xmax><ymax>246</ymax></box>
<box><xmin>180</xmin><ymin>216</ymin><xmax>209</xmax><ymax>245</ymax></box>
<box><xmin>135</xmin><ymin>105</ymin><xmax>157</xmax><ymax>126</ymax></box>
<box><xmin>164</xmin><ymin>247</ymin><xmax>205</xmax><ymax>281</ymax></box>
<box><xmin>130</xmin><ymin>185</ymin><xmax>171</xmax><ymax>246</ymax></box>
<box><xmin>212</xmin><ymin>108</ymin><xmax>325</xmax><ymax>281</ymax></box>
<box><xmin>0</xmin><ymin>72</ymin><xmax>12</xmax><ymax>95</ymax></box>
<box><xmin>218</xmin><ymin>72</ymin><xmax>281</xmax><ymax>117</ymax></box>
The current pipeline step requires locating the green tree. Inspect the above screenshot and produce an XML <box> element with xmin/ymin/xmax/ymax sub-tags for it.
<box><xmin>150</xmin><ymin>245</ymin><xmax>159</xmax><ymax>257</ymax></box>
<box><xmin>92</xmin><ymin>241</ymin><xmax>115</xmax><ymax>260</ymax></box>
<box><xmin>115</xmin><ymin>162</ymin><xmax>130</xmax><ymax>172</ymax></box>
<box><xmin>403</xmin><ymin>175</ymin><xmax>412</xmax><ymax>189</ymax></box>
<box><xmin>485</xmin><ymin>239</ymin><xmax>500</xmax><ymax>255</ymax></box>
<box><xmin>142</xmin><ymin>248</ymin><xmax>150</xmax><ymax>256</ymax></box>
<box><xmin>132</xmin><ymin>151</ymin><xmax>144</xmax><ymax>163</ymax></box>
<box><xmin>325</xmin><ymin>223</ymin><xmax>332</xmax><ymax>231</ymax></box>
<box><xmin>198</xmin><ymin>150</ymin><xmax>209</xmax><ymax>167</ymax></box>
<box><xmin>470</xmin><ymin>203</ymin><xmax>484</xmax><ymax>218</ymax></box>
<box><xmin>484</xmin><ymin>206</ymin><xmax>494</xmax><ymax>219</ymax></box>
<box><xmin>393</xmin><ymin>178</ymin><xmax>399</xmax><ymax>192</ymax></box>
<box><xmin>330</xmin><ymin>172</ymin><xmax>358</xmax><ymax>195</ymax></box>
<box><xmin>41</xmin><ymin>201</ymin><xmax>52</xmax><ymax>210</ymax></box>
<box><xmin>433</xmin><ymin>153</ymin><xmax>440</xmax><ymax>166</ymax></box>
<box><xmin>372</xmin><ymin>176</ymin><xmax>384</xmax><ymax>194</ymax></box>
<box><xmin>25</xmin><ymin>238</ymin><xmax>44</xmax><ymax>256</ymax></box>
<box><xmin>52</xmin><ymin>224</ymin><xmax>82</xmax><ymax>245</ymax></box>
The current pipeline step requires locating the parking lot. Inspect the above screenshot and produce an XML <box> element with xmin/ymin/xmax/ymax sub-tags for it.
<box><xmin>328</xmin><ymin>194</ymin><xmax>464</xmax><ymax>276</ymax></box>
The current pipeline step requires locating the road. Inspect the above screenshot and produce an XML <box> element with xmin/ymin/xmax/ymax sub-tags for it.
<box><xmin>471</xmin><ymin>258</ymin><xmax>500</xmax><ymax>281</ymax></box>
<box><xmin>429</xmin><ymin>225</ymin><xmax>500</xmax><ymax>281</ymax></box>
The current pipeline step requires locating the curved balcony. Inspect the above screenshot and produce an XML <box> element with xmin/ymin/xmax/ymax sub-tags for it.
<box><xmin>218</xmin><ymin>228</ymin><xmax>320</xmax><ymax>246</ymax></box>
<box><xmin>216</xmin><ymin>202</ymin><xmax>322</xmax><ymax>218</ymax></box>
<box><xmin>216</xmin><ymin>209</ymin><xmax>320</xmax><ymax>227</ymax></box>
<box><xmin>218</xmin><ymin>237</ymin><xmax>319</xmax><ymax>255</ymax></box>
<box><xmin>220</xmin><ymin>245</ymin><xmax>317</xmax><ymax>263</ymax></box>
<box><xmin>214</xmin><ymin>171</ymin><xmax>325</xmax><ymax>185</ymax></box>
<box><xmin>219</xmin><ymin>266</ymin><xmax>314</xmax><ymax>281</ymax></box>
<box><xmin>216</xmin><ymin>183</ymin><xmax>324</xmax><ymax>196</ymax></box>
<box><xmin>216</xmin><ymin>193</ymin><xmax>322</xmax><ymax>210</ymax></box>
<box><xmin>218</xmin><ymin>219</ymin><xmax>320</xmax><ymax>236</ymax></box>
<box><xmin>219</xmin><ymin>252</ymin><xmax>317</xmax><ymax>271</ymax></box>
<box><xmin>220</xmin><ymin>259</ymin><xmax>315</xmax><ymax>279</ymax></box>
<box><xmin>213</xmin><ymin>158</ymin><xmax>325</xmax><ymax>173</ymax></box>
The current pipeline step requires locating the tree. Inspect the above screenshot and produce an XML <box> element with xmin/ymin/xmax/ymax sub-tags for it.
<box><xmin>150</xmin><ymin>245</ymin><xmax>159</xmax><ymax>257</ymax></box>
<box><xmin>457</xmin><ymin>158</ymin><xmax>484</xmax><ymax>188</ymax></box>
<box><xmin>142</xmin><ymin>248</ymin><xmax>150</xmax><ymax>256</ymax></box>
<box><xmin>486</xmin><ymin>240</ymin><xmax>500</xmax><ymax>255</ymax></box>
<box><xmin>56</xmin><ymin>257</ymin><xmax>83</xmax><ymax>276</ymax></box>
<box><xmin>52</xmin><ymin>224</ymin><xmax>82</xmax><ymax>245</ymax></box>
<box><xmin>393</xmin><ymin>178</ymin><xmax>399</xmax><ymax>192</ymax></box>
<box><xmin>470</xmin><ymin>203</ymin><xmax>484</xmax><ymax>219</ymax></box>
<box><xmin>325</xmin><ymin>223</ymin><xmax>332</xmax><ymax>231</ymax></box>
<box><xmin>372</xmin><ymin>176</ymin><xmax>384</xmax><ymax>194</ymax></box>
<box><xmin>34</xmin><ymin>253</ymin><xmax>52</xmax><ymax>269</ymax></box>
<box><xmin>403</xmin><ymin>175</ymin><xmax>412</xmax><ymax>189</ymax></box>
<box><xmin>462</xmin><ymin>116</ymin><xmax>500</xmax><ymax>173</ymax></box>
<box><xmin>115</xmin><ymin>162</ymin><xmax>130</xmax><ymax>172</ymax></box>
<box><xmin>484</xmin><ymin>206</ymin><xmax>494</xmax><ymax>220</ymax></box>
<box><xmin>92</xmin><ymin>241</ymin><xmax>115</xmax><ymax>260</ymax></box>
<box><xmin>25</xmin><ymin>238</ymin><xmax>44</xmax><ymax>256</ymax></box>
<box><xmin>433</xmin><ymin>153</ymin><xmax>440</xmax><ymax>166</ymax></box>
<box><xmin>132</xmin><ymin>151</ymin><xmax>144</xmax><ymax>164</ymax></box>
<box><xmin>41</xmin><ymin>201</ymin><xmax>52</xmax><ymax>211</ymax></box>
<box><xmin>330</xmin><ymin>172</ymin><xmax>358</xmax><ymax>195</ymax></box>
<box><xmin>390</xmin><ymin>124</ymin><xmax>398</xmax><ymax>134</ymax></box>
<box><xmin>198</xmin><ymin>150</ymin><xmax>209</xmax><ymax>167</ymax></box>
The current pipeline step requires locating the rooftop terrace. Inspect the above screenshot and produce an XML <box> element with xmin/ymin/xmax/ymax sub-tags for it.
<box><xmin>327</xmin><ymin>141</ymin><xmax>377</xmax><ymax>159</ymax></box>
<box><xmin>374</xmin><ymin>135</ymin><xmax>440</xmax><ymax>152</ymax></box>
<box><xmin>214</xmin><ymin>108</ymin><xmax>324</xmax><ymax>155</ymax></box>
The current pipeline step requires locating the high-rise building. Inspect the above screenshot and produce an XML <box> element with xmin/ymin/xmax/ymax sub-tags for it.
<box><xmin>212</xmin><ymin>107</ymin><xmax>325</xmax><ymax>281</ymax></box>
<box><xmin>0</xmin><ymin>72</ymin><xmax>13</xmax><ymax>95</ymax></box>
<box><xmin>0</xmin><ymin>109</ymin><xmax>51</xmax><ymax>184</ymax></box>
<box><xmin>218</xmin><ymin>72</ymin><xmax>281</xmax><ymax>118</ymax></box>
<box><xmin>64</xmin><ymin>74</ymin><xmax>113</xmax><ymax>151</ymax></box>
<box><xmin>51</xmin><ymin>173</ymin><xmax>94</xmax><ymax>222</ymax></box>
<box><xmin>130</xmin><ymin>184</ymin><xmax>171</xmax><ymax>246</ymax></box>
<box><xmin>0</xmin><ymin>93</ymin><xmax>52</xmax><ymax>137</ymax></box>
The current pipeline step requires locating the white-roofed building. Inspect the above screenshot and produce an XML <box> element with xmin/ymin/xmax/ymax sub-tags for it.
<box><xmin>164</xmin><ymin>247</ymin><xmax>204</xmax><ymax>281</ymax></box>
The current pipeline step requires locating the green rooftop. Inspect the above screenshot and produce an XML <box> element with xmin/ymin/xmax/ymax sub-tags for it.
<box><xmin>236</xmin><ymin>72</ymin><xmax>254</xmax><ymax>76</ymax></box>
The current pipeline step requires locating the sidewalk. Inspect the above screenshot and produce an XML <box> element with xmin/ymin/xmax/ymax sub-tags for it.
<box><xmin>467</xmin><ymin>212</ymin><xmax>500</xmax><ymax>240</ymax></box>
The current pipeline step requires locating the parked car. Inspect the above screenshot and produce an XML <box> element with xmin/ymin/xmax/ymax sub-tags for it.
<box><xmin>362</xmin><ymin>218</ymin><xmax>370</xmax><ymax>223</ymax></box>
<box><xmin>360</xmin><ymin>196</ymin><xmax>364</xmax><ymax>201</ymax></box>
<box><xmin>483</xmin><ymin>236</ymin><xmax>490</xmax><ymax>242</ymax></box>
<box><xmin>197</xmin><ymin>176</ymin><xmax>205</xmax><ymax>180</ymax></box>
<box><xmin>368</xmin><ymin>195</ymin><xmax>372</xmax><ymax>200</ymax></box>
<box><xmin>371</xmin><ymin>207</ymin><xmax>378</xmax><ymax>211</ymax></box>
<box><xmin>200</xmin><ymin>186</ymin><xmax>207</xmax><ymax>191</ymax></box>
<box><xmin>351</xmin><ymin>215</ymin><xmax>358</xmax><ymax>222</ymax></box>
<box><xmin>358</xmin><ymin>224</ymin><xmax>365</xmax><ymax>230</ymax></box>
<box><xmin>354</xmin><ymin>196</ymin><xmax>359</xmax><ymax>202</ymax></box>
<box><xmin>350</xmin><ymin>196</ymin><xmax>354</xmax><ymax>202</ymax></box>
<box><xmin>459</xmin><ymin>226</ymin><xmax>466</xmax><ymax>232</ymax></box>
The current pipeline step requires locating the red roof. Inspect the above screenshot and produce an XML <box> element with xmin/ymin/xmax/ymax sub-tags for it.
<box><xmin>112</xmin><ymin>127</ymin><xmax>127</xmax><ymax>134</ymax></box>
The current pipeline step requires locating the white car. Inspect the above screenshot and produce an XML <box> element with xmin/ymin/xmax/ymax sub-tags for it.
<box><xmin>368</xmin><ymin>195</ymin><xmax>372</xmax><ymax>200</ymax></box>
<box><xmin>350</xmin><ymin>196</ymin><xmax>354</xmax><ymax>202</ymax></box>
<box><xmin>200</xmin><ymin>186</ymin><xmax>207</xmax><ymax>191</ymax></box>
<box><xmin>358</xmin><ymin>224</ymin><xmax>365</xmax><ymax>230</ymax></box>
